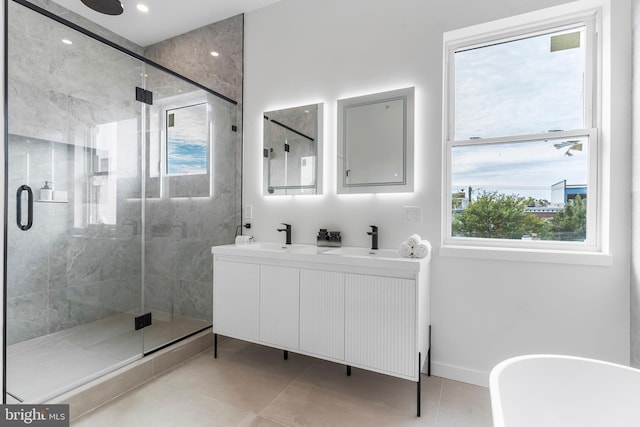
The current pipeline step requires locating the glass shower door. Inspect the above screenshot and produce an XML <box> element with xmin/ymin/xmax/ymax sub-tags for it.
<box><xmin>141</xmin><ymin>67</ymin><xmax>238</xmax><ymax>353</ymax></box>
<box><xmin>5</xmin><ymin>1</ymin><xmax>146</xmax><ymax>403</ymax></box>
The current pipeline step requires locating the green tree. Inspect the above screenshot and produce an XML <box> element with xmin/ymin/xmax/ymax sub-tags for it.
<box><xmin>453</xmin><ymin>191</ymin><xmax>551</xmax><ymax>239</ymax></box>
<box><xmin>551</xmin><ymin>194</ymin><xmax>586</xmax><ymax>241</ymax></box>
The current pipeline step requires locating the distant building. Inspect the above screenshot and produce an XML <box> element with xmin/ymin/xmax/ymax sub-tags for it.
<box><xmin>528</xmin><ymin>180</ymin><xmax>587</xmax><ymax>220</ymax></box>
<box><xmin>525</xmin><ymin>206</ymin><xmax>561</xmax><ymax>219</ymax></box>
<box><xmin>452</xmin><ymin>181</ymin><xmax>587</xmax><ymax>220</ymax></box>
<box><xmin>551</xmin><ymin>180</ymin><xmax>587</xmax><ymax>206</ymax></box>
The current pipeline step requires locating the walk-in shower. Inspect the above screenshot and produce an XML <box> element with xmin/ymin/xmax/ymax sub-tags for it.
<box><xmin>4</xmin><ymin>0</ymin><xmax>240</xmax><ymax>403</ymax></box>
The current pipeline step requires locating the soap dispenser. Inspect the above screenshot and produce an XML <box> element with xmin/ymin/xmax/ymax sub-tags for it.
<box><xmin>40</xmin><ymin>181</ymin><xmax>53</xmax><ymax>201</ymax></box>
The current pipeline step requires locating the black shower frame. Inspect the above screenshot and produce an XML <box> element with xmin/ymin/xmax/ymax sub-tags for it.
<box><xmin>2</xmin><ymin>0</ymin><xmax>241</xmax><ymax>403</ymax></box>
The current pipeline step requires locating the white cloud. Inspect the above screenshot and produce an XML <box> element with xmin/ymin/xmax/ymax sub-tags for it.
<box><xmin>451</xmin><ymin>28</ymin><xmax>589</xmax><ymax>200</ymax></box>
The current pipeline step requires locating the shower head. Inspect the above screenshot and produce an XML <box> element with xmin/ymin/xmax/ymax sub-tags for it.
<box><xmin>80</xmin><ymin>0</ymin><xmax>124</xmax><ymax>15</ymax></box>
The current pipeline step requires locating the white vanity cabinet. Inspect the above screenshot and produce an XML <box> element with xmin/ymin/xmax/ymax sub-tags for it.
<box><xmin>212</xmin><ymin>259</ymin><xmax>260</xmax><ymax>341</ymax></box>
<box><xmin>345</xmin><ymin>274</ymin><xmax>417</xmax><ymax>379</ymax></box>
<box><xmin>212</xmin><ymin>243</ymin><xmax>431</xmax><ymax>416</ymax></box>
<box><xmin>299</xmin><ymin>269</ymin><xmax>345</xmax><ymax>360</ymax></box>
<box><xmin>213</xmin><ymin>261</ymin><xmax>301</xmax><ymax>350</ymax></box>
<box><xmin>259</xmin><ymin>265</ymin><xmax>299</xmax><ymax>349</ymax></box>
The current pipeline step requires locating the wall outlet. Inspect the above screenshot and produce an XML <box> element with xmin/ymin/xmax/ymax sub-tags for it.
<box><xmin>244</xmin><ymin>205</ymin><xmax>253</xmax><ymax>219</ymax></box>
<box><xmin>403</xmin><ymin>206</ymin><xmax>423</xmax><ymax>224</ymax></box>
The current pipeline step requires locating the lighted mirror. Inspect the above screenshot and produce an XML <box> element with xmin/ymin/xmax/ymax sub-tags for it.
<box><xmin>263</xmin><ymin>103</ymin><xmax>323</xmax><ymax>195</ymax></box>
<box><xmin>337</xmin><ymin>87</ymin><xmax>414</xmax><ymax>194</ymax></box>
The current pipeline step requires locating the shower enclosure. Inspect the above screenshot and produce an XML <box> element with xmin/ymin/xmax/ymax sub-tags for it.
<box><xmin>4</xmin><ymin>1</ymin><xmax>240</xmax><ymax>403</ymax></box>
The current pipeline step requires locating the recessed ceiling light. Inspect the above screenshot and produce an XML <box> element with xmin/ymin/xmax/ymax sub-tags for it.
<box><xmin>62</xmin><ymin>39</ymin><xmax>73</xmax><ymax>45</ymax></box>
<box><xmin>210</xmin><ymin>51</ymin><xmax>220</xmax><ymax>57</ymax></box>
<box><xmin>137</xmin><ymin>4</ymin><xmax>149</xmax><ymax>13</ymax></box>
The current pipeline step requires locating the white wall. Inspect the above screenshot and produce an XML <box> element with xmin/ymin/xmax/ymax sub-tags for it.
<box><xmin>631</xmin><ymin>0</ymin><xmax>640</xmax><ymax>368</ymax></box>
<box><xmin>244</xmin><ymin>0</ymin><xmax>632</xmax><ymax>385</ymax></box>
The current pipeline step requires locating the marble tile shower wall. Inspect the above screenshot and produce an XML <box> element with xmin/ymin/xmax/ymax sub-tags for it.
<box><xmin>144</xmin><ymin>97</ymin><xmax>239</xmax><ymax>322</ymax></box>
<box><xmin>144</xmin><ymin>15</ymin><xmax>243</xmax><ymax>102</ymax></box>
<box><xmin>6</xmin><ymin>136</ymin><xmax>142</xmax><ymax>345</ymax></box>
<box><xmin>8</xmin><ymin>1</ymin><xmax>144</xmax><ymax>144</ymax></box>
<box><xmin>145</xmin><ymin>14</ymin><xmax>244</xmax><ymax>239</ymax></box>
<box><xmin>26</xmin><ymin>0</ymin><xmax>144</xmax><ymax>55</ymax></box>
<box><xmin>6</xmin><ymin>1</ymin><xmax>147</xmax><ymax>345</ymax></box>
<box><xmin>143</xmin><ymin>16</ymin><xmax>243</xmax><ymax>322</ymax></box>
<box><xmin>6</xmin><ymin>1</ymin><xmax>243</xmax><ymax>343</ymax></box>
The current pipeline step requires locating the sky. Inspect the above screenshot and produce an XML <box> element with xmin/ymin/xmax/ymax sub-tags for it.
<box><xmin>452</xmin><ymin>137</ymin><xmax>588</xmax><ymax>201</ymax></box>
<box><xmin>452</xmin><ymin>26</ymin><xmax>588</xmax><ymax>201</ymax></box>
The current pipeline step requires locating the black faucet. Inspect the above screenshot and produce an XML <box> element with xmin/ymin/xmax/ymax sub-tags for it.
<box><xmin>277</xmin><ymin>223</ymin><xmax>292</xmax><ymax>245</ymax></box>
<box><xmin>367</xmin><ymin>225</ymin><xmax>378</xmax><ymax>250</ymax></box>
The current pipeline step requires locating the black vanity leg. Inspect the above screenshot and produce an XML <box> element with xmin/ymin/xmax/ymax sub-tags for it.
<box><xmin>428</xmin><ymin>324</ymin><xmax>432</xmax><ymax>377</ymax></box>
<box><xmin>214</xmin><ymin>333</ymin><xmax>218</xmax><ymax>359</ymax></box>
<box><xmin>346</xmin><ymin>365</ymin><xmax>352</xmax><ymax>376</ymax></box>
<box><xmin>283</xmin><ymin>350</ymin><xmax>288</xmax><ymax>360</ymax></box>
<box><xmin>417</xmin><ymin>352</ymin><xmax>422</xmax><ymax>417</ymax></box>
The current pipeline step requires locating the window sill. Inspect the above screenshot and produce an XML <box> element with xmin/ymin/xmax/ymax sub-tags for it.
<box><xmin>439</xmin><ymin>244</ymin><xmax>613</xmax><ymax>267</ymax></box>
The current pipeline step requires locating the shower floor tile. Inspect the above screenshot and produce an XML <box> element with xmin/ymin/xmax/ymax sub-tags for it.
<box><xmin>6</xmin><ymin>311</ymin><xmax>210</xmax><ymax>403</ymax></box>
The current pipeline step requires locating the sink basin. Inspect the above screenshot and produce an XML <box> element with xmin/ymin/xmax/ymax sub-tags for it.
<box><xmin>323</xmin><ymin>247</ymin><xmax>402</xmax><ymax>259</ymax></box>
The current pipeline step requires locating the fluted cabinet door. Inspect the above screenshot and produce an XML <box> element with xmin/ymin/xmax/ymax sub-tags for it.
<box><xmin>345</xmin><ymin>274</ymin><xmax>416</xmax><ymax>379</ymax></box>
<box><xmin>300</xmin><ymin>269</ymin><xmax>345</xmax><ymax>360</ymax></box>
<box><xmin>213</xmin><ymin>260</ymin><xmax>260</xmax><ymax>341</ymax></box>
<box><xmin>259</xmin><ymin>265</ymin><xmax>300</xmax><ymax>349</ymax></box>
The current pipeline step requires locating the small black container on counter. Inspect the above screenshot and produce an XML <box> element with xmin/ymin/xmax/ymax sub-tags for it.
<box><xmin>317</xmin><ymin>229</ymin><xmax>342</xmax><ymax>247</ymax></box>
<box><xmin>328</xmin><ymin>231</ymin><xmax>341</xmax><ymax>247</ymax></box>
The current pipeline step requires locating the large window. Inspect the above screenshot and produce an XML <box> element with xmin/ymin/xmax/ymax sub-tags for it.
<box><xmin>443</xmin><ymin>11</ymin><xmax>599</xmax><ymax>252</ymax></box>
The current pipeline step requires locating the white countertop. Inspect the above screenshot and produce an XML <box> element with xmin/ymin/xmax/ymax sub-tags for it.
<box><xmin>212</xmin><ymin>242</ymin><xmax>431</xmax><ymax>272</ymax></box>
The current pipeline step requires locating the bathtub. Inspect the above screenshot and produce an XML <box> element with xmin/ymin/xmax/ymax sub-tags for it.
<box><xmin>490</xmin><ymin>354</ymin><xmax>640</xmax><ymax>427</ymax></box>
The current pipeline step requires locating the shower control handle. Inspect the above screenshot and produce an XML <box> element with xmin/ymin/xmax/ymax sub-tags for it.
<box><xmin>16</xmin><ymin>184</ymin><xmax>33</xmax><ymax>231</ymax></box>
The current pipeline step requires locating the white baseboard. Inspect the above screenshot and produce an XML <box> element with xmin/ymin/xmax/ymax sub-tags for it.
<box><xmin>426</xmin><ymin>361</ymin><xmax>490</xmax><ymax>387</ymax></box>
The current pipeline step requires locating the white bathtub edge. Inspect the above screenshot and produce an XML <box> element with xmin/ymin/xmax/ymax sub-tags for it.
<box><xmin>489</xmin><ymin>354</ymin><xmax>640</xmax><ymax>427</ymax></box>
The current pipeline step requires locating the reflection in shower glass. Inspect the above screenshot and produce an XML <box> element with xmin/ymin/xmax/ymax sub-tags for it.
<box><xmin>263</xmin><ymin>103</ymin><xmax>319</xmax><ymax>196</ymax></box>
<box><xmin>166</xmin><ymin>103</ymin><xmax>209</xmax><ymax>176</ymax></box>
<box><xmin>5</xmin><ymin>0</ymin><xmax>240</xmax><ymax>404</ymax></box>
<box><xmin>6</xmin><ymin>0</ymin><xmax>146</xmax><ymax>403</ymax></box>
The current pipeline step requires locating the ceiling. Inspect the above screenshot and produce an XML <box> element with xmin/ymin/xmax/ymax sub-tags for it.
<box><xmin>49</xmin><ymin>0</ymin><xmax>280</xmax><ymax>46</ymax></box>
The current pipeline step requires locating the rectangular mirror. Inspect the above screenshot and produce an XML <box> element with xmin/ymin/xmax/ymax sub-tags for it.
<box><xmin>337</xmin><ymin>87</ymin><xmax>414</xmax><ymax>194</ymax></box>
<box><xmin>263</xmin><ymin>103</ymin><xmax>323</xmax><ymax>195</ymax></box>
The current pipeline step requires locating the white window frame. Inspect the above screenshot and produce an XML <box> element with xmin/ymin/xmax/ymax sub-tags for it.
<box><xmin>441</xmin><ymin>2</ymin><xmax>609</xmax><ymax>264</ymax></box>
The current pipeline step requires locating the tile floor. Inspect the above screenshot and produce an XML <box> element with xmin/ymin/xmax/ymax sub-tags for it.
<box><xmin>7</xmin><ymin>310</ymin><xmax>210</xmax><ymax>403</ymax></box>
<box><xmin>73</xmin><ymin>338</ymin><xmax>493</xmax><ymax>426</ymax></box>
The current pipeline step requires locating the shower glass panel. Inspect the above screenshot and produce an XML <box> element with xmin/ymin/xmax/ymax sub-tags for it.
<box><xmin>5</xmin><ymin>0</ymin><xmax>240</xmax><ymax>403</ymax></box>
<box><xmin>143</xmin><ymin>67</ymin><xmax>238</xmax><ymax>353</ymax></box>
<box><xmin>6</xmin><ymin>1</ymin><xmax>146</xmax><ymax>403</ymax></box>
